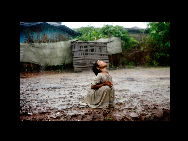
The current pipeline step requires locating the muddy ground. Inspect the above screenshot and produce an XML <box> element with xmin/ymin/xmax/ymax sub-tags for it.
<box><xmin>20</xmin><ymin>67</ymin><xmax>170</xmax><ymax>121</ymax></box>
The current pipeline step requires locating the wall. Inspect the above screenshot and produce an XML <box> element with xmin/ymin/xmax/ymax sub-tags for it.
<box><xmin>20</xmin><ymin>37</ymin><xmax>122</xmax><ymax>70</ymax></box>
<box><xmin>129</xmin><ymin>33</ymin><xmax>148</xmax><ymax>42</ymax></box>
<box><xmin>20</xmin><ymin>40</ymin><xmax>73</xmax><ymax>67</ymax></box>
<box><xmin>95</xmin><ymin>37</ymin><xmax>122</xmax><ymax>55</ymax></box>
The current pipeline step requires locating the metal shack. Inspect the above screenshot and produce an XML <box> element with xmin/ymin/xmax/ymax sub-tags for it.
<box><xmin>20</xmin><ymin>22</ymin><xmax>80</xmax><ymax>43</ymax></box>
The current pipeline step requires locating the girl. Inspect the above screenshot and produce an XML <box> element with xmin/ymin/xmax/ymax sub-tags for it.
<box><xmin>82</xmin><ymin>60</ymin><xmax>115</xmax><ymax>108</ymax></box>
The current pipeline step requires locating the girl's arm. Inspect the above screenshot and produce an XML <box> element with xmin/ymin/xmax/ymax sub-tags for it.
<box><xmin>91</xmin><ymin>81</ymin><xmax>113</xmax><ymax>89</ymax></box>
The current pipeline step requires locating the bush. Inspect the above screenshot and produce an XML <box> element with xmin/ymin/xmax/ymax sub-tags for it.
<box><xmin>128</xmin><ymin>62</ymin><xmax>134</xmax><ymax>68</ymax></box>
<box><xmin>147</xmin><ymin>22</ymin><xmax>170</xmax><ymax>66</ymax></box>
<box><xmin>75</xmin><ymin>26</ymin><xmax>108</xmax><ymax>41</ymax></box>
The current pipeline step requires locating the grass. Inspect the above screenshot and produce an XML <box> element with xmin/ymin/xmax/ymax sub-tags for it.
<box><xmin>104</xmin><ymin>117</ymin><xmax>113</xmax><ymax>121</ymax></box>
<box><xmin>132</xmin><ymin>110</ymin><xmax>136</xmax><ymax>113</ymax></box>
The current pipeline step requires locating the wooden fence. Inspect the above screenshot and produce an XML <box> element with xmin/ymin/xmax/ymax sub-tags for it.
<box><xmin>71</xmin><ymin>41</ymin><xmax>112</xmax><ymax>72</ymax></box>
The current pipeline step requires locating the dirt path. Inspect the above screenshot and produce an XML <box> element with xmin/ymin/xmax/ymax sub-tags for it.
<box><xmin>20</xmin><ymin>67</ymin><xmax>170</xmax><ymax>121</ymax></box>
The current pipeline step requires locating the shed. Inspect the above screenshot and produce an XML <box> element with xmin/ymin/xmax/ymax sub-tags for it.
<box><xmin>71</xmin><ymin>40</ymin><xmax>113</xmax><ymax>72</ymax></box>
<box><xmin>20</xmin><ymin>22</ymin><xmax>80</xmax><ymax>43</ymax></box>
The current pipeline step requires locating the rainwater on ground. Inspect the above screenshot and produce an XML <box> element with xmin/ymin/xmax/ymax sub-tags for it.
<box><xmin>20</xmin><ymin>67</ymin><xmax>170</xmax><ymax>121</ymax></box>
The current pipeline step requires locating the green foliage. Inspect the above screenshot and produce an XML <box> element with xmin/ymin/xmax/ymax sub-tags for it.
<box><xmin>104</xmin><ymin>117</ymin><xmax>113</xmax><ymax>121</ymax></box>
<box><xmin>128</xmin><ymin>62</ymin><xmax>134</xmax><ymax>68</ymax></box>
<box><xmin>152</xmin><ymin>60</ymin><xmax>159</xmax><ymax>67</ymax></box>
<box><xmin>74</xmin><ymin>22</ymin><xmax>170</xmax><ymax>67</ymax></box>
<box><xmin>75</xmin><ymin>24</ymin><xmax>134</xmax><ymax>50</ymax></box>
<box><xmin>147</xmin><ymin>22</ymin><xmax>170</xmax><ymax>66</ymax></box>
<box><xmin>75</xmin><ymin>26</ymin><xmax>107</xmax><ymax>41</ymax></box>
<box><xmin>124</xmin><ymin>60</ymin><xmax>128</xmax><ymax>65</ymax></box>
<box><xmin>109</xmin><ymin>63</ymin><xmax>115</xmax><ymax>68</ymax></box>
<box><xmin>101</xmin><ymin>25</ymin><xmax>135</xmax><ymax>51</ymax></box>
<box><xmin>101</xmin><ymin>25</ymin><xmax>114</xmax><ymax>38</ymax></box>
<box><xmin>56</xmin><ymin>69</ymin><xmax>61</xmax><ymax>72</ymax></box>
<box><xmin>101</xmin><ymin>25</ymin><xmax>128</xmax><ymax>38</ymax></box>
<box><xmin>56</xmin><ymin>64</ymin><xmax>64</xmax><ymax>72</ymax></box>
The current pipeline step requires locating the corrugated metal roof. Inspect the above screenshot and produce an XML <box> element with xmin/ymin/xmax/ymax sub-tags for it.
<box><xmin>20</xmin><ymin>22</ymin><xmax>80</xmax><ymax>36</ymax></box>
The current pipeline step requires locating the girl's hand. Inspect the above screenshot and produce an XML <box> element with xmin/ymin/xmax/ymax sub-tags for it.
<box><xmin>91</xmin><ymin>81</ymin><xmax>113</xmax><ymax>89</ymax></box>
<box><xmin>104</xmin><ymin>81</ymin><xmax>113</xmax><ymax>87</ymax></box>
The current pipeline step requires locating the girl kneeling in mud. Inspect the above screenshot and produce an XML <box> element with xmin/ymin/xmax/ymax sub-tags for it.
<box><xmin>82</xmin><ymin>60</ymin><xmax>115</xmax><ymax>108</ymax></box>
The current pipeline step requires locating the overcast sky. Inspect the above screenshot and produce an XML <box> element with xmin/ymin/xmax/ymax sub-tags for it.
<box><xmin>61</xmin><ymin>22</ymin><xmax>148</xmax><ymax>29</ymax></box>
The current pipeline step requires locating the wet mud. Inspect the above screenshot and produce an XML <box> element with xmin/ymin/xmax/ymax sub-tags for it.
<box><xmin>20</xmin><ymin>67</ymin><xmax>170</xmax><ymax>121</ymax></box>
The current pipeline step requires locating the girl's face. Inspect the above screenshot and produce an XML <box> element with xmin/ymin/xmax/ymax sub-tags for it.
<box><xmin>97</xmin><ymin>60</ymin><xmax>107</xmax><ymax>68</ymax></box>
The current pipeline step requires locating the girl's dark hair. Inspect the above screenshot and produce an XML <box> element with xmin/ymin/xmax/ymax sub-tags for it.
<box><xmin>92</xmin><ymin>60</ymin><xmax>102</xmax><ymax>76</ymax></box>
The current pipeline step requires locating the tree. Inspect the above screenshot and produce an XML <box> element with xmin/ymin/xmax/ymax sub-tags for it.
<box><xmin>101</xmin><ymin>25</ymin><xmax>137</xmax><ymax>51</ymax></box>
<box><xmin>147</xmin><ymin>22</ymin><xmax>170</xmax><ymax>66</ymax></box>
<box><xmin>75</xmin><ymin>24</ymin><xmax>139</xmax><ymax>51</ymax></box>
<box><xmin>74</xmin><ymin>26</ymin><xmax>107</xmax><ymax>41</ymax></box>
